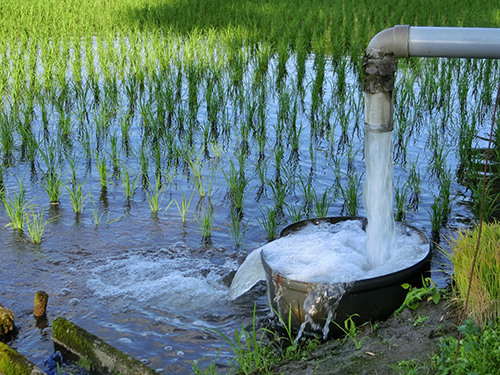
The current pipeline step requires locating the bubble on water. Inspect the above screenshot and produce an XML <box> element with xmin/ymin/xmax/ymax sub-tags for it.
<box><xmin>86</xmin><ymin>249</ymin><xmax>238</xmax><ymax>312</ymax></box>
<box><xmin>118</xmin><ymin>337</ymin><xmax>132</xmax><ymax>344</ymax></box>
<box><xmin>262</xmin><ymin>220</ymin><xmax>428</xmax><ymax>284</ymax></box>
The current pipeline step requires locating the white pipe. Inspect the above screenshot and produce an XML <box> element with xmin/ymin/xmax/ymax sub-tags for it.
<box><xmin>364</xmin><ymin>25</ymin><xmax>500</xmax><ymax>134</ymax></box>
<box><xmin>367</xmin><ymin>25</ymin><xmax>500</xmax><ymax>59</ymax></box>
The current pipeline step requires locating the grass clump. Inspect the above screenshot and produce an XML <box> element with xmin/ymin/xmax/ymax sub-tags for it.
<box><xmin>448</xmin><ymin>222</ymin><xmax>500</xmax><ymax>326</ymax></box>
<box><xmin>432</xmin><ymin>318</ymin><xmax>500</xmax><ymax>375</ymax></box>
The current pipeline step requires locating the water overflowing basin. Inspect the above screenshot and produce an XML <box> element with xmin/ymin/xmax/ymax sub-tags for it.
<box><xmin>261</xmin><ymin>217</ymin><xmax>431</xmax><ymax>338</ymax></box>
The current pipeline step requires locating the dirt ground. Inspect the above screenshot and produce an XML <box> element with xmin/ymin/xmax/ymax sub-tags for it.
<box><xmin>272</xmin><ymin>299</ymin><xmax>459</xmax><ymax>375</ymax></box>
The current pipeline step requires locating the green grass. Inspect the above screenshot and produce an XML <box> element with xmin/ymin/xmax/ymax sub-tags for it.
<box><xmin>448</xmin><ymin>222</ymin><xmax>500</xmax><ymax>326</ymax></box>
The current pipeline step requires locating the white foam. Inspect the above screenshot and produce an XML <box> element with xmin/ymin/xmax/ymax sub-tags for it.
<box><xmin>86</xmin><ymin>248</ymin><xmax>236</xmax><ymax>312</ymax></box>
<box><xmin>262</xmin><ymin>220</ymin><xmax>428</xmax><ymax>284</ymax></box>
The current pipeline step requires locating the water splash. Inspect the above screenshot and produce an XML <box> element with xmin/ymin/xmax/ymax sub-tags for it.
<box><xmin>228</xmin><ymin>248</ymin><xmax>266</xmax><ymax>300</ymax></box>
<box><xmin>296</xmin><ymin>283</ymin><xmax>350</xmax><ymax>341</ymax></box>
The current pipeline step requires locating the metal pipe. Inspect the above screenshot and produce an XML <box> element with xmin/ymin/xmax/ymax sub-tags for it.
<box><xmin>367</xmin><ymin>25</ymin><xmax>500</xmax><ymax>59</ymax></box>
<box><xmin>364</xmin><ymin>25</ymin><xmax>500</xmax><ymax>134</ymax></box>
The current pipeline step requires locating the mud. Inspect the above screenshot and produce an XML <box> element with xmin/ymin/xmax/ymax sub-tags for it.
<box><xmin>272</xmin><ymin>299</ymin><xmax>459</xmax><ymax>375</ymax></box>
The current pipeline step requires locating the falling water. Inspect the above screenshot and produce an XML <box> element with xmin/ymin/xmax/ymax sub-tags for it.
<box><xmin>363</xmin><ymin>131</ymin><xmax>397</xmax><ymax>268</ymax></box>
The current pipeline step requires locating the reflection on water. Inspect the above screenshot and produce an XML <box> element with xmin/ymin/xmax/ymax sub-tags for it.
<box><xmin>0</xmin><ymin>215</ymin><xmax>269</xmax><ymax>373</ymax></box>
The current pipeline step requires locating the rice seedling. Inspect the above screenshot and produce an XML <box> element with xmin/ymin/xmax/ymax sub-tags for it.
<box><xmin>194</xmin><ymin>206</ymin><xmax>214</xmax><ymax>240</ymax></box>
<box><xmin>185</xmin><ymin>147</ymin><xmax>215</xmax><ymax>198</ymax></box>
<box><xmin>395</xmin><ymin>184</ymin><xmax>408</xmax><ymax>222</ymax></box>
<box><xmin>40</xmin><ymin>170</ymin><xmax>64</xmax><ymax>205</ymax></box>
<box><xmin>429</xmin><ymin>196</ymin><xmax>448</xmax><ymax>236</ymax></box>
<box><xmin>65</xmin><ymin>179</ymin><xmax>88</xmax><ymax>214</ymax></box>
<box><xmin>96</xmin><ymin>154</ymin><xmax>108</xmax><ymax>188</ymax></box>
<box><xmin>145</xmin><ymin>174</ymin><xmax>170</xmax><ymax>214</ymax></box>
<box><xmin>340</xmin><ymin>171</ymin><xmax>363</xmax><ymax>217</ymax></box>
<box><xmin>1</xmin><ymin>180</ymin><xmax>32</xmax><ymax>231</ymax></box>
<box><xmin>298</xmin><ymin>174</ymin><xmax>315</xmax><ymax>215</ymax></box>
<box><xmin>312</xmin><ymin>187</ymin><xmax>334</xmax><ymax>218</ymax></box>
<box><xmin>406</xmin><ymin>158</ymin><xmax>422</xmax><ymax>211</ymax></box>
<box><xmin>120</xmin><ymin>168</ymin><xmax>140</xmax><ymax>199</ymax></box>
<box><xmin>224</xmin><ymin>159</ymin><xmax>249</xmax><ymax>215</ymax></box>
<box><xmin>25</xmin><ymin>207</ymin><xmax>53</xmax><ymax>244</ymax></box>
<box><xmin>91</xmin><ymin>206</ymin><xmax>107</xmax><ymax>227</ymax></box>
<box><xmin>468</xmin><ymin>178</ymin><xmax>500</xmax><ymax>223</ymax></box>
<box><xmin>257</xmin><ymin>206</ymin><xmax>279</xmax><ymax>241</ymax></box>
<box><xmin>285</xmin><ymin>203</ymin><xmax>304</xmax><ymax>223</ymax></box>
<box><xmin>268</xmin><ymin>178</ymin><xmax>288</xmax><ymax>213</ymax></box>
<box><xmin>108</xmin><ymin>132</ymin><xmax>121</xmax><ymax>173</ymax></box>
<box><xmin>174</xmin><ymin>192</ymin><xmax>194</xmax><ymax>224</ymax></box>
<box><xmin>229</xmin><ymin>206</ymin><xmax>248</xmax><ymax>247</ymax></box>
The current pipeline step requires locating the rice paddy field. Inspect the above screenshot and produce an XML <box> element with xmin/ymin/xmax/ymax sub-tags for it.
<box><xmin>1</xmin><ymin>0</ymin><xmax>500</xmax><ymax>373</ymax></box>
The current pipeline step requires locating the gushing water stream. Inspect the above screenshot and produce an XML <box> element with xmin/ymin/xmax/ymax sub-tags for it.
<box><xmin>364</xmin><ymin>131</ymin><xmax>397</xmax><ymax>267</ymax></box>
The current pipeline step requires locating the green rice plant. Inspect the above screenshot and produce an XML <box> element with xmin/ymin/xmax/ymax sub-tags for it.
<box><xmin>194</xmin><ymin>206</ymin><xmax>214</xmax><ymax>240</ymax></box>
<box><xmin>65</xmin><ymin>179</ymin><xmax>88</xmax><ymax>214</ymax></box>
<box><xmin>96</xmin><ymin>154</ymin><xmax>108</xmax><ymax>188</ymax></box>
<box><xmin>91</xmin><ymin>206</ymin><xmax>106</xmax><ymax>227</ymax></box>
<box><xmin>108</xmin><ymin>132</ymin><xmax>120</xmax><ymax>173</ymax></box>
<box><xmin>120</xmin><ymin>168</ymin><xmax>140</xmax><ymax>199</ymax></box>
<box><xmin>0</xmin><ymin>114</ymin><xmax>15</xmax><ymax>158</ymax></box>
<box><xmin>39</xmin><ymin>142</ymin><xmax>60</xmax><ymax>175</ymax></box>
<box><xmin>174</xmin><ymin>192</ymin><xmax>194</xmax><ymax>224</ymax></box>
<box><xmin>298</xmin><ymin>174</ymin><xmax>315</xmax><ymax>215</ymax></box>
<box><xmin>145</xmin><ymin>174</ymin><xmax>170</xmax><ymax>214</ymax></box>
<box><xmin>285</xmin><ymin>203</ymin><xmax>304</xmax><ymax>223</ymax></box>
<box><xmin>257</xmin><ymin>206</ymin><xmax>279</xmax><ymax>241</ymax></box>
<box><xmin>447</xmin><ymin>223</ymin><xmax>500</xmax><ymax>326</ymax></box>
<box><xmin>407</xmin><ymin>157</ymin><xmax>422</xmax><ymax>210</ymax></box>
<box><xmin>312</xmin><ymin>187</ymin><xmax>334</xmax><ymax>218</ymax></box>
<box><xmin>468</xmin><ymin>178</ymin><xmax>500</xmax><ymax>223</ymax></box>
<box><xmin>340</xmin><ymin>171</ymin><xmax>363</xmax><ymax>217</ymax></box>
<box><xmin>25</xmin><ymin>207</ymin><xmax>53</xmax><ymax>244</ymax></box>
<box><xmin>268</xmin><ymin>178</ymin><xmax>288</xmax><ymax>213</ymax></box>
<box><xmin>185</xmin><ymin>147</ymin><xmax>215</xmax><ymax>198</ymax></box>
<box><xmin>1</xmin><ymin>187</ymin><xmax>32</xmax><ymax>231</ymax></box>
<box><xmin>65</xmin><ymin>152</ymin><xmax>78</xmax><ymax>185</ymax></box>
<box><xmin>224</xmin><ymin>159</ymin><xmax>249</xmax><ymax>214</ymax></box>
<box><xmin>429</xmin><ymin>196</ymin><xmax>448</xmax><ymax>235</ymax></box>
<box><xmin>40</xmin><ymin>171</ymin><xmax>64</xmax><ymax>205</ymax></box>
<box><xmin>395</xmin><ymin>184</ymin><xmax>408</xmax><ymax>222</ymax></box>
<box><xmin>229</xmin><ymin>206</ymin><xmax>248</xmax><ymax>247</ymax></box>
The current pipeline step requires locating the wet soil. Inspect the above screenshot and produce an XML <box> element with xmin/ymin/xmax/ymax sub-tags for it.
<box><xmin>272</xmin><ymin>299</ymin><xmax>459</xmax><ymax>375</ymax></box>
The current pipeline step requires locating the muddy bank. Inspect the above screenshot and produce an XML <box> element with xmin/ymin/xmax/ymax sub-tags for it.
<box><xmin>272</xmin><ymin>299</ymin><xmax>459</xmax><ymax>374</ymax></box>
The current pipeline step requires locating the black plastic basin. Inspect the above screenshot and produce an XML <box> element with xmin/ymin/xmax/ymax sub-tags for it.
<box><xmin>261</xmin><ymin>217</ymin><xmax>431</xmax><ymax>338</ymax></box>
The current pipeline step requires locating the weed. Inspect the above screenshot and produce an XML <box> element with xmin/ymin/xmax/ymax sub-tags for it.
<box><xmin>332</xmin><ymin>314</ymin><xmax>367</xmax><ymax>349</ymax></box>
<box><xmin>394</xmin><ymin>277</ymin><xmax>442</xmax><ymax>316</ymax></box>
<box><xmin>447</xmin><ymin>222</ymin><xmax>500</xmax><ymax>325</ymax></box>
<box><xmin>432</xmin><ymin>318</ymin><xmax>500</xmax><ymax>374</ymax></box>
<box><xmin>211</xmin><ymin>306</ymin><xmax>275</xmax><ymax>375</ymax></box>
